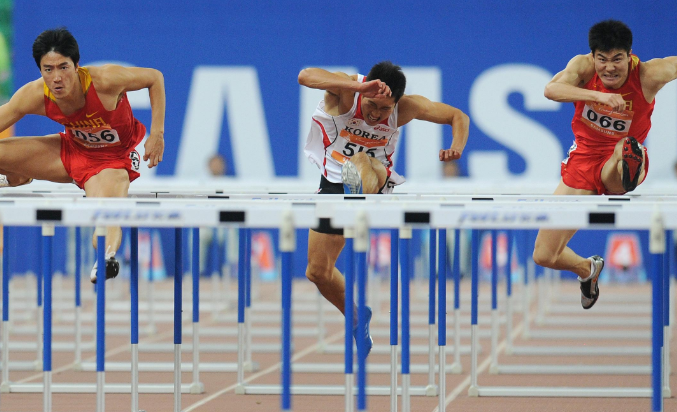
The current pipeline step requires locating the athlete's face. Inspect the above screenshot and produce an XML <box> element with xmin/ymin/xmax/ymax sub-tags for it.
<box><xmin>40</xmin><ymin>51</ymin><xmax>78</xmax><ymax>99</ymax></box>
<box><xmin>593</xmin><ymin>49</ymin><xmax>630</xmax><ymax>90</ymax></box>
<box><xmin>361</xmin><ymin>96</ymin><xmax>396</xmax><ymax>126</ymax></box>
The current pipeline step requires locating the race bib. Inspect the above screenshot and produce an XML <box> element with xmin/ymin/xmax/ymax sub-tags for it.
<box><xmin>71</xmin><ymin>127</ymin><xmax>121</xmax><ymax>148</ymax></box>
<box><xmin>580</xmin><ymin>102</ymin><xmax>633</xmax><ymax>138</ymax></box>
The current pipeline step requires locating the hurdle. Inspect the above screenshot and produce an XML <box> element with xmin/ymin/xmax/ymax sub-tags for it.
<box><xmin>0</xmin><ymin>192</ymin><xmax>674</xmax><ymax>412</ymax></box>
<box><xmin>460</xmin><ymin>202</ymin><xmax>671</xmax><ymax>412</ymax></box>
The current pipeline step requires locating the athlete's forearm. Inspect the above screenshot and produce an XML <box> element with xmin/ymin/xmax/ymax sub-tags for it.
<box><xmin>298</xmin><ymin>68</ymin><xmax>360</xmax><ymax>93</ymax></box>
<box><xmin>544</xmin><ymin>81</ymin><xmax>601</xmax><ymax>103</ymax></box>
<box><xmin>449</xmin><ymin>110</ymin><xmax>469</xmax><ymax>153</ymax></box>
<box><xmin>148</xmin><ymin>70</ymin><xmax>165</xmax><ymax>137</ymax></box>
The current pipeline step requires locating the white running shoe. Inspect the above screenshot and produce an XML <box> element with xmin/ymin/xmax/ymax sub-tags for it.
<box><xmin>341</xmin><ymin>161</ymin><xmax>363</xmax><ymax>194</ymax></box>
<box><xmin>578</xmin><ymin>255</ymin><xmax>604</xmax><ymax>309</ymax></box>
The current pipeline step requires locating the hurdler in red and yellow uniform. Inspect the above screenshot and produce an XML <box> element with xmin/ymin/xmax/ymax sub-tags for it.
<box><xmin>44</xmin><ymin>67</ymin><xmax>146</xmax><ymax>188</ymax></box>
<box><xmin>562</xmin><ymin>54</ymin><xmax>652</xmax><ymax>194</ymax></box>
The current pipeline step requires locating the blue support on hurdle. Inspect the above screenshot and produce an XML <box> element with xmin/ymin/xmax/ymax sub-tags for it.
<box><xmin>131</xmin><ymin>228</ymin><xmax>139</xmax><ymax>346</ymax></box>
<box><xmin>427</xmin><ymin>230</ymin><xmax>437</xmax><ymax>394</ymax></box>
<box><xmin>74</xmin><ymin>227</ymin><xmax>82</xmax><ymax>366</ymax></box>
<box><xmin>191</xmin><ymin>227</ymin><xmax>204</xmax><ymax>394</ymax></box>
<box><xmin>344</xmin><ymin>232</ymin><xmax>355</xmax><ymax>412</ymax></box>
<box><xmin>491</xmin><ymin>231</ymin><xmax>498</xmax><ymax>310</ymax></box>
<box><xmin>451</xmin><ymin>229</ymin><xmax>462</xmax><ymax>372</ymax></box>
<box><xmin>174</xmin><ymin>228</ymin><xmax>183</xmax><ymax>412</ymax></box>
<box><xmin>355</xmin><ymin>213</ymin><xmax>369</xmax><ymax>412</ymax></box>
<box><xmin>130</xmin><ymin>227</ymin><xmax>139</xmax><ymax>412</ymax></box>
<box><xmin>506</xmin><ymin>231</ymin><xmax>512</xmax><ymax>298</ymax></box>
<box><xmin>279</xmin><ymin>212</ymin><xmax>295</xmax><ymax>411</ymax></box>
<box><xmin>522</xmin><ymin>231</ymin><xmax>532</xmax><ymax>339</ymax></box>
<box><xmin>245</xmin><ymin>229</ymin><xmax>253</xmax><ymax>368</ymax></box>
<box><xmin>42</xmin><ymin>225</ymin><xmax>54</xmax><ymax>412</ymax></box>
<box><xmin>281</xmin><ymin>247</ymin><xmax>293</xmax><ymax>410</ymax></box>
<box><xmin>389</xmin><ymin>228</ymin><xmax>399</xmax><ymax>412</ymax></box>
<box><xmin>2</xmin><ymin>225</ymin><xmax>9</xmax><ymax>385</ymax></box>
<box><xmin>662</xmin><ymin>231</ymin><xmax>670</xmax><ymax>398</ymax></box>
<box><xmin>36</xmin><ymin>228</ymin><xmax>44</xmax><ymax>369</ymax></box>
<box><xmin>490</xmin><ymin>230</ymin><xmax>498</xmax><ymax>371</ymax></box>
<box><xmin>505</xmin><ymin>230</ymin><xmax>514</xmax><ymax>353</ymax></box>
<box><xmin>454</xmin><ymin>230</ymin><xmax>461</xmax><ymax>312</ymax></box>
<box><xmin>236</xmin><ymin>228</ymin><xmax>246</xmax><ymax>391</ymax></box>
<box><xmin>399</xmin><ymin>227</ymin><xmax>412</xmax><ymax>412</ymax></box>
<box><xmin>468</xmin><ymin>229</ymin><xmax>480</xmax><ymax>396</ymax></box>
<box><xmin>438</xmin><ymin>228</ymin><xmax>447</xmax><ymax>411</ymax></box>
<box><xmin>650</xmin><ymin>211</ymin><xmax>665</xmax><ymax>412</ymax></box>
<box><xmin>95</xmin><ymin>228</ymin><xmax>106</xmax><ymax>412</ymax></box>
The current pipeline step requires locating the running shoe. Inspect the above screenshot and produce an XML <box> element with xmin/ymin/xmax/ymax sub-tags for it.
<box><xmin>621</xmin><ymin>137</ymin><xmax>644</xmax><ymax>192</ymax></box>
<box><xmin>342</xmin><ymin>160</ymin><xmax>363</xmax><ymax>194</ymax></box>
<box><xmin>354</xmin><ymin>306</ymin><xmax>374</xmax><ymax>357</ymax></box>
<box><xmin>579</xmin><ymin>255</ymin><xmax>604</xmax><ymax>310</ymax></box>
<box><xmin>90</xmin><ymin>257</ymin><xmax>120</xmax><ymax>284</ymax></box>
<box><xmin>0</xmin><ymin>175</ymin><xmax>32</xmax><ymax>187</ymax></box>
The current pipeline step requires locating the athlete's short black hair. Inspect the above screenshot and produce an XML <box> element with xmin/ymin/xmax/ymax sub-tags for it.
<box><xmin>366</xmin><ymin>61</ymin><xmax>406</xmax><ymax>102</ymax></box>
<box><xmin>32</xmin><ymin>27</ymin><xmax>80</xmax><ymax>68</ymax></box>
<box><xmin>588</xmin><ymin>20</ymin><xmax>632</xmax><ymax>54</ymax></box>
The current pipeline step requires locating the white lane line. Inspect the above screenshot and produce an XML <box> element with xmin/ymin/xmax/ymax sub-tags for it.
<box><xmin>13</xmin><ymin>319</ymin><xmax>200</xmax><ymax>384</ymax></box>
<box><xmin>183</xmin><ymin>330</ymin><xmax>346</xmax><ymax>412</ymax></box>
<box><xmin>430</xmin><ymin>321</ymin><xmax>525</xmax><ymax>412</ymax></box>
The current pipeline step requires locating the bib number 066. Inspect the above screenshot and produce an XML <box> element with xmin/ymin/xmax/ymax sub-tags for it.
<box><xmin>585</xmin><ymin>109</ymin><xmax>627</xmax><ymax>131</ymax></box>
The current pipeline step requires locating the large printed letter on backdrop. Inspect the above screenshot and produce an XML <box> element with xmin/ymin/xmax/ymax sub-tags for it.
<box><xmin>176</xmin><ymin>66</ymin><xmax>274</xmax><ymax>179</ymax></box>
<box><xmin>469</xmin><ymin>64</ymin><xmax>562</xmax><ymax>181</ymax></box>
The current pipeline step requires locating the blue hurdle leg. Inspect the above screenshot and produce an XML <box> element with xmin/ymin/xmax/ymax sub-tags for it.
<box><xmin>279</xmin><ymin>211</ymin><xmax>296</xmax><ymax>411</ymax></box>
<box><xmin>389</xmin><ymin>229</ymin><xmax>399</xmax><ymax>412</ymax></box>
<box><xmin>42</xmin><ymin>224</ymin><xmax>54</xmax><ymax>412</ymax></box>
<box><xmin>438</xmin><ymin>228</ymin><xmax>448</xmax><ymax>411</ymax></box>
<box><xmin>344</xmin><ymin>229</ymin><xmax>355</xmax><ymax>412</ymax></box>
<box><xmin>174</xmin><ymin>228</ymin><xmax>183</xmax><ymax>412</ymax></box>
<box><xmin>95</xmin><ymin>227</ymin><xmax>106</xmax><ymax>412</ymax></box>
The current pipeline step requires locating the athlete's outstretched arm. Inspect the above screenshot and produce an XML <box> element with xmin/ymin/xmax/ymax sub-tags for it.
<box><xmin>298</xmin><ymin>68</ymin><xmax>391</xmax><ymax>98</ymax></box>
<box><xmin>397</xmin><ymin>95</ymin><xmax>469</xmax><ymax>161</ymax></box>
<box><xmin>544</xmin><ymin>54</ymin><xmax>626</xmax><ymax>112</ymax></box>
<box><xmin>92</xmin><ymin>65</ymin><xmax>166</xmax><ymax>168</ymax></box>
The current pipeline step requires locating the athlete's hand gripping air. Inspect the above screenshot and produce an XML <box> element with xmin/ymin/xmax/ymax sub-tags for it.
<box><xmin>596</xmin><ymin>93</ymin><xmax>626</xmax><ymax>112</ymax></box>
<box><xmin>358</xmin><ymin>79</ymin><xmax>392</xmax><ymax>99</ymax></box>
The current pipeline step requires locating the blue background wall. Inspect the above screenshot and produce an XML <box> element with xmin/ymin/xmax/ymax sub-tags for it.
<box><xmin>12</xmin><ymin>0</ymin><xmax>677</xmax><ymax>179</ymax></box>
<box><xmin>7</xmin><ymin>1</ymin><xmax>675</xmax><ymax>278</ymax></box>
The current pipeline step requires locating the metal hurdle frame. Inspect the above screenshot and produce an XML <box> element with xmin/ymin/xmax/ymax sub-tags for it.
<box><xmin>0</xmin><ymin>193</ymin><xmax>674</xmax><ymax>412</ymax></box>
<box><xmin>459</xmin><ymin>204</ymin><xmax>672</xmax><ymax>412</ymax></box>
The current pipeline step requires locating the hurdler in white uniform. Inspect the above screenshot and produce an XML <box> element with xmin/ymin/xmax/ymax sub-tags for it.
<box><xmin>304</xmin><ymin>74</ymin><xmax>405</xmax><ymax>193</ymax></box>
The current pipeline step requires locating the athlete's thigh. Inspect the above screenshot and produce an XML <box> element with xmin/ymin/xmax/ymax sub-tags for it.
<box><xmin>368</xmin><ymin>157</ymin><xmax>387</xmax><ymax>189</ymax></box>
<box><xmin>0</xmin><ymin>134</ymin><xmax>70</xmax><ymax>182</ymax></box>
<box><xmin>308</xmin><ymin>229</ymin><xmax>345</xmax><ymax>269</ymax></box>
<box><xmin>84</xmin><ymin>168</ymin><xmax>130</xmax><ymax>198</ymax></box>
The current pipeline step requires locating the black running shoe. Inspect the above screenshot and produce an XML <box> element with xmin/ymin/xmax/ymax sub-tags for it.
<box><xmin>90</xmin><ymin>257</ymin><xmax>120</xmax><ymax>284</ymax></box>
<box><xmin>579</xmin><ymin>255</ymin><xmax>604</xmax><ymax>310</ymax></box>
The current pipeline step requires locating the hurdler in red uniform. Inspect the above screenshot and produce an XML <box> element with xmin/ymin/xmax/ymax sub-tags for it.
<box><xmin>564</xmin><ymin>53</ymin><xmax>653</xmax><ymax>195</ymax></box>
<box><xmin>44</xmin><ymin>66</ymin><xmax>147</xmax><ymax>188</ymax></box>
<box><xmin>534</xmin><ymin>20</ymin><xmax>677</xmax><ymax>311</ymax></box>
<box><xmin>0</xmin><ymin>28</ymin><xmax>165</xmax><ymax>283</ymax></box>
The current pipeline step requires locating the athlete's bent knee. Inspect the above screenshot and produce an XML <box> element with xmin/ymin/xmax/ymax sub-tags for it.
<box><xmin>305</xmin><ymin>261</ymin><xmax>332</xmax><ymax>285</ymax></box>
<box><xmin>532</xmin><ymin>246</ymin><xmax>556</xmax><ymax>268</ymax></box>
